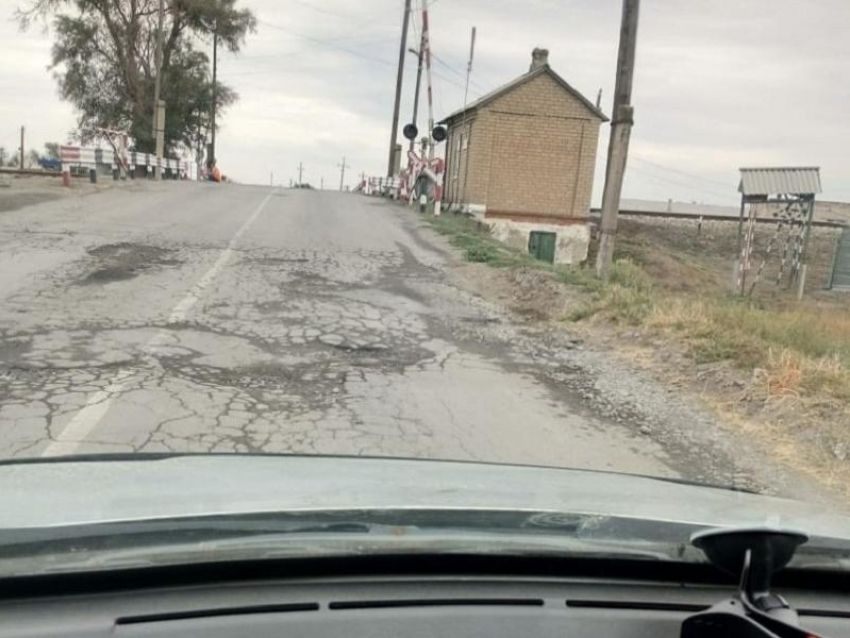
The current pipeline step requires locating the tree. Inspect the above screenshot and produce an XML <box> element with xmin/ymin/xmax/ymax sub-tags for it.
<box><xmin>19</xmin><ymin>0</ymin><xmax>255</xmax><ymax>154</ymax></box>
<box><xmin>44</xmin><ymin>142</ymin><xmax>61</xmax><ymax>160</ymax></box>
<box><xmin>25</xmin><ymin>149</ymin><xmax>41</xmax><ymax>168</ymax></box>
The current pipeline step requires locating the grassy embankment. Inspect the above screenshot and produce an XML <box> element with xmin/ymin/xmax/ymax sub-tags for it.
<box><xmin>425</xmin><ymin>213</ymin><xmax>850</xmax><ymax>404</ymax></box>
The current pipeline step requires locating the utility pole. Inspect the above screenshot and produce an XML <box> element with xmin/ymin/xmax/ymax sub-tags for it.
<box><xmin>209</xmin><ymin>25</ymin><xmax>219</xmax><ymax>170</ymax></box>
<box><xmin>320</xmin><ymin>177</ymin><xmax>324</xmax><ymax>190</ymax></box>
<box><xmin>297</xmin><ymin>162</ymin><xmax>305</xmax><ymax>186</ymax></box>
<box><xmin>270</xmin><ymin>171</ymin><xmax>274</xmax><ymax>187</ymax></box>
<box><xmin>595</xmin><ymin>0</ymin><xmax>640</xmax><ymax>282</ymax></box>
<box><xmin>408</xmin><ymin>34</ymin><xmax>425</xmax><ymax>153</ymax></box>
<box><xmin>388</xmin><ymin>0</ymin><xmax>412</xmax><ymax>177</ymax></box>
<box><xmin>338</xmin><ymin>156</ymin><xmax>350</xmax><ymax>191</ymax></box>
<box><xmin>458</xmin><ymin>26</ymin><xmax>477</xmax><ymax>210</ymax></box>
<box><xmin>153</xmin><ymin>0</ymin><xmax>165</xmax><ymax>180</ymax></box>
<box><xmin>19</xmin><ymin>126</ymin><xmax>25</xmax><ymax>170</ymax></box>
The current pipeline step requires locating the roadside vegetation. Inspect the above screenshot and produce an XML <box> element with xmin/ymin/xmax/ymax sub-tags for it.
<box><xmin>425</xmin><ymin>213</ymin><xmax>850</xmax><ymax>406</ymax></box>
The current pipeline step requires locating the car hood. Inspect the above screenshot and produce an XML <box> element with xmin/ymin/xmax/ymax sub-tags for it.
<box><xmin>1</xmin><ymin>454</ymin><xmax>847</xmax><ymax>538</ymax></box>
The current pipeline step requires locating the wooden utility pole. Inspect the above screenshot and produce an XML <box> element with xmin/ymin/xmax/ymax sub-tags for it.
<box><xmin>458</xmin><ymin>26</ymin><xmax>477</xmax><ymax>210</ymax></box>
<box><xmin>153</xmin><ymin>0</ymin><xmax>165</xmax><ymax>180</ymax></box>
<box><xmin>320</xmin><ymin>177</ymin><xmax>324</xmax><ymax>190</ymax></box>
<box><xmin>596</xmin><ymin>0</ymin><xmax>640</xmax><ymax>282</ymax></box>
<box><xmin>338</xmin><ymin>156</ymin><xmax>350</xmax><ymax>191</ymax></box>
<box><xmin>297</xmin><ymin>162</ymin><xmax>305</xmax><ymax>186</ymax></box>
<box><xmin>388</xmin><ymin>0</ymin><xmax>412</xmax><ymax>177</ymax></box>
<box><xmin>19</xmin><ymin>126</ymin><xmax>25</xmax><ymax>170</ymax></box>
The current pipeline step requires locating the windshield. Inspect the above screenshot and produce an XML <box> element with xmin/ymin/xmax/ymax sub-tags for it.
<box><xmin>0</xmin><ymin>0</ymin><xmax>849</xmax><ymax>575</ymax></box>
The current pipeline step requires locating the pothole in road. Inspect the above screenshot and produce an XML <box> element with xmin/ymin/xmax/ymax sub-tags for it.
<box><xmin>173</xmin><ymin>360</ymin><xmax>351</xmax><ymax>408</ymax></box>
<box><xmin>78</xmin><ymin>243</ymin><xmax>181</xmax><ymax>285</ymax></box>
<box><xmin>0</xmin><ymin>335</ymin><xmax>32</xmax><ymax>361</ymax></box>
<box><xmin>324</xmin><ymin>342</ymin><xmax>389</xmax><ymax>353</ymax></box>
<box><xmin>250</xmin><ymin>256</ymin><xmax>310</xmax><ymax>265</ymax></box>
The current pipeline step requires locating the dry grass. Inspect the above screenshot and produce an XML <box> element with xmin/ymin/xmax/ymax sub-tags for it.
<box><xmin>647</xmin><ymin>296</ymin><xmax>850</xmax><ymax>402</ymax></box>
<box><xmin>426</xmin><ymin>211</ymin><xmax>850</xmax><ymax>404</ymax></box>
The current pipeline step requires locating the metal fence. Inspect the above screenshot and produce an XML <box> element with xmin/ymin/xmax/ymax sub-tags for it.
<box><xmin>828</xmin><ymin>226</ymin><xmax>850</xmax><ymax>290</ymax></box>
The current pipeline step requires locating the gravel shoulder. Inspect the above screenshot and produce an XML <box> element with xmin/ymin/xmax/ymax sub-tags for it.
<box><xmin>0</xmin><ymin>172</ymin><xmax>151</xmax><ymax>214</ymax></box>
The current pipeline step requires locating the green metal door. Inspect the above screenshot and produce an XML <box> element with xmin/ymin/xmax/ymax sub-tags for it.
<box><xmin>529</xmin><ymin>231</ymin><xmax>557</xmax><ymax>264</ymax></box>
<box><xmin>829</xmin><ymin>227</ymin><xmax>850</xmax><ymax>290</ymax></box>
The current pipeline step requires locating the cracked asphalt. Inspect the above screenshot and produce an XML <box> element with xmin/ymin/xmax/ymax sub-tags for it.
<box><xmin>0</xmin><ymin>182</ymin><xmax>836</xmax><ymax>503</ymax></box>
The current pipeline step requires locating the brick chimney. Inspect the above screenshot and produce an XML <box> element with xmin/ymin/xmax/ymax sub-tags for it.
<box><xmin>530</xmin><ymin>48</ymin><xmax>549</xmax><ymax>71</ymax></box>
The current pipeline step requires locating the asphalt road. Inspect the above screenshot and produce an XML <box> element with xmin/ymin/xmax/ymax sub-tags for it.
<box><xmin>0</xmin><ymin>182</ymin><xmax>834</xmax><ymax>502</ymax></box>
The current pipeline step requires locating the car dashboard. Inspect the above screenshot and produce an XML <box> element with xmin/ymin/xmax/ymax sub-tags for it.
<box><xmin>0</xmin><ymin>560</ymin><xmax>847</xmax><ymax>638</ymax></box>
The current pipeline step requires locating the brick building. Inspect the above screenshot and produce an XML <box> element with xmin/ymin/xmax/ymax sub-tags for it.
<box><xmin>441</xmin><ymin>49</ymin><xmax>607</xmax><ymax>264</ymax></box>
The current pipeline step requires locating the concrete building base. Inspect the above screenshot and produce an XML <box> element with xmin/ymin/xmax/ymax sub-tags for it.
<box><xmin>485</xmin><ymin>217</ymin><xmax>590</xmax><ymax>265</ymax></box>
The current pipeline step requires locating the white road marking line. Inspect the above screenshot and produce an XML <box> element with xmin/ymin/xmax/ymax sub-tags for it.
<box><xmin>41</xmin><ymin>192</ymin><xmax>274</xmax><ymax>458</ymax></box>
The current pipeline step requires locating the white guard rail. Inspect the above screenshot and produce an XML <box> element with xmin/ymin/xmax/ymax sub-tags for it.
<box><xmin>59</xmin><ymin>145</ymin><xmax>189</xmax><ymax>185</ymax></box>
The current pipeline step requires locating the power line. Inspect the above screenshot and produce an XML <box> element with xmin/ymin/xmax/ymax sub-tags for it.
<box><xmin>631</xmin><ymin>154</ymin><xmax>734</xmax><ymax>189</ymax></box>
<box><xmin>258</xmin><ymin>19</ymin><xmax>396</xmax><ymax>67</ymax></box>
<box><xmin>240</xmin><ymin>33</ymin><xmax>399</xmax><ymax>61</ymax></box>
<box><xmin>244</xmin><ymin>18</ymin><xmax>473</xmax><ymax>100</ymax></box>
<box><xmin>626</xmin><ymin>164</ymin><xmax>735</xmax><ymax>200</ymax></box>
<box><xmin>287</xmin><ymin>0</ymin><xmax>341</xmax><ymax>18</ymax></box>
<box><xmin>430</xmin><ymin>52</ymin><xmax>487</xmax><ymax>93</ymax></box>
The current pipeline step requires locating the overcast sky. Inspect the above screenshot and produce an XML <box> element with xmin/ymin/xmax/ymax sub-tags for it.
<box><xmin>1</xmin><ymin>0</ymin><xmax>848</xmax><ymax>205</ymax></box>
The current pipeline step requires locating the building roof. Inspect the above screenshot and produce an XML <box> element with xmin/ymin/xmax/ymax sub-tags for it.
<box><xmin>440</xmin><ymin>65</ymin><xmax>608</xmax><ymax>125</ymax></box>
<box><xmin>738</xmin><ymin>167</ymin><xmax>822</xmax><ymax>196</ymax></box>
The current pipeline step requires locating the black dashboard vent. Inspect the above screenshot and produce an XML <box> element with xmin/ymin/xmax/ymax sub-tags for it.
<box><xmin>329</xmin><ymin>598</ymin><xmax>545</xmax><ymax>610</ymax></box>
<box><xmin>116</xmin><ymin>603</ymin><xmax>320</xmax><ymax>625</ymax></box>
<box><xmin>567</xmin><ymin>600</ymin><xmax>708</xmax><ymax>613</ymax></box>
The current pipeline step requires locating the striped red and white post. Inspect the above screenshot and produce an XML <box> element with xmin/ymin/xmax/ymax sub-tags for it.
<box><xmin>420</xmin><ymin>0</ymin><xmax>443</xmax><ymax>215</ymax></box>
<box><xmin>422</xmin><ymin>0</ymin><xmax>434</xmax><ymax>161</ymax></box>
<box><xmin>59</xmin><ymin>145</ymin><xmax>80</xmax><ymax>187</ymax></box>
